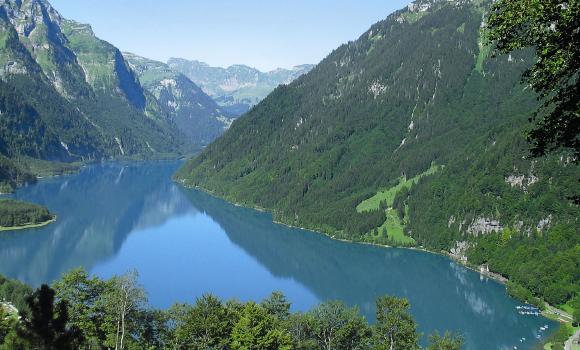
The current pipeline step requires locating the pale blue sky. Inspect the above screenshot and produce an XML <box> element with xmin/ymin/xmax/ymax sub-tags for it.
<box><xmin>50</xmin><ymin>0</ymin><xmax>410</xmax><ymax>71</ymax></box>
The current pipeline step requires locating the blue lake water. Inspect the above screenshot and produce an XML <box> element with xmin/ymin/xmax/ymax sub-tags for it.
<box><xmin>0</xmin><ymin>161</ymin><xmax>556</xmax><ymax>349</ymax></box>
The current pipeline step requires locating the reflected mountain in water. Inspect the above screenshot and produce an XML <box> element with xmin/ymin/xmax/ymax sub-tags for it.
<box><xmin>181</xmin><ymin>187</ymin><xmax>555</xmax><ymax>350</ymax></box>
<box><xmin>0</xmin><ymin>161</ymin><xmax>194</xmax><ymax>285</ymax></box>
<box><xmin>0</xmin><ymin>161</ymin><xmax>555</xmax><ymax>350</ymax></box>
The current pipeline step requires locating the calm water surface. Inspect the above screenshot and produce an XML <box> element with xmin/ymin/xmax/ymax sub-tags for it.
<box><xmin>0</xmin><ymin>161</ymin><xmax>556</xmax><ymax>349</ymax></box>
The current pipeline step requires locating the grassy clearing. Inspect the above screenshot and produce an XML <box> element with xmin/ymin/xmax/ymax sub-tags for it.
<box><xmin>357</xmin><ymin>164</ymin><xmax>440</xmax><ymax>245</ymax></box>
<box><xmin>357</xmin><ymin>164</ymin><xmax>440</xmax><ymax>212</ymax></box>
<box><xmin>558</xmin><ymin>300</ymin><xmax>575</xmax><ymax>315</ymax></box>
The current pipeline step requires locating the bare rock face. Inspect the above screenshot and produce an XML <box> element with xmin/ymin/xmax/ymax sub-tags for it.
<box><xmin>505</xmin><ymin>173</ymin><xmax>539</xmax><ymax>191</ymax></box>
<box><xmin>536</xmin><ymin>216</ymin><xmax>552</xmax><ymax>232</ymax></box>
<box><xmin>467</xmin><ymin>217</ymin><xmax>503</xmax><ymax>236</ymax></box>
<box><xmin>450</xmin><ymin>240</ymin><xmax>470</xmax><ymax>263</ymax></box>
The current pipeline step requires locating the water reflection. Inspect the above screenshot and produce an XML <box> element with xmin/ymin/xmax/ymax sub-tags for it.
<box><xmin>0</xmin><ymin>161</ymin><xmax>194</xmax><ymax>284</ymax></box>
<box><xmin>0</xmin><ymin>161</ymin><xmax>556</xmax><ymax>350</ymax></box>
<box><xmin>181</xmin><ymin>188</ymin><xmax>556</xmax><ymax>350</ymax></box>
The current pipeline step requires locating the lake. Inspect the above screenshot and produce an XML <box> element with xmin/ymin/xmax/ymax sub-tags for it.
<box><xmin>0</xmin><ymin>161</ymin><xmax>556</xmax><ymax>349</ymax></box>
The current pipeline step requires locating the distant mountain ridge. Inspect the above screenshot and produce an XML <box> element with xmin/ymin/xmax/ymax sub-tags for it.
<box><xmin>168</xmin><ymin>58</ymin><xmax>314</xmax><ymax>116</ymax></box>
<box><xmin>123</xmin><ymin>53</ymin><xmax>235</xmax><ymax>147</ymax></box>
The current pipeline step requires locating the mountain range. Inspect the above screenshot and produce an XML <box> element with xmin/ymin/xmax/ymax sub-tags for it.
<box><xmin>168</xmin><ymin>58</ymin><xmax>314</xmax><ymax>116</ymax></box>
<box><xmin>0</xmin><ymin>0</ymin><xmax>577</xmax><ymax>316</ymax></box>
<box><xmin>123</xmin><ymin>53</ymin><xmax>234</xmax><ymax>147</ymax></box>
<box><xmin>176</xmin><ymin>0</ymin><xmax>579</xmax><ymax>307</ymax></box>
<box><xmin>0</xmin><ymin>0</ymin><xmax>240</xmax><ymax>190</ymax></box>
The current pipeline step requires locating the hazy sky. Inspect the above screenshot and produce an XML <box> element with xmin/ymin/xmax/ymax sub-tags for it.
<box><xmin>50</xmin><ymin>0</ymin><xmax>410</xmax><ymax>71</ymax></box>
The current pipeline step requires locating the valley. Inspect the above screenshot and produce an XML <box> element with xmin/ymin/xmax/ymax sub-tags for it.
<box><xmin>0</xmin><ymin>0</ymin><xmax>577</xmax><ymax>349</ymax></box>
<box><xmin>0</xmin><ymin>161</ymin><xmax>560</xmax><ymax>349</ymax></box>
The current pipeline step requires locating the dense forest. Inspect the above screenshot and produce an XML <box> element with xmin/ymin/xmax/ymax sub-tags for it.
<box><xmin>0</xmin><ymin>269</ymin><xmax>463</xmax><ymax>350</ymax></box>
<box><xmin>0</xmin><ymin>155</ymin><xmax>35</xmax><ymax>193</ymax></box>
<box><xmin>176</xmin><ymin>0</ymin><xmax>580</xmax><ymax>312</ymax></box>
<box><xmin>0</xmin><ymin>199</ymin><xmax>53</xmax><ymax>228</ymax></box>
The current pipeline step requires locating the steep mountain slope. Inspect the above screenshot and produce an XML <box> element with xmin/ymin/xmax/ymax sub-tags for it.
<box><xmin>123</xmin><ymin>53</ymin><xmax>234</xmax><ymax>147</ymax></box>
<box><xmin>177</xmin><ymin>0</ymin><xmax>580</xmax><ymax>306</ymax></box>
<box><xmin>168</xmin><ymin>58</ymin><xmax>314</xmax><ymax>116</ymax></box>
<box><xmin>0</xmin><ymin>0</ymin><xmax>187</xmax><ymax>160</ymax></box>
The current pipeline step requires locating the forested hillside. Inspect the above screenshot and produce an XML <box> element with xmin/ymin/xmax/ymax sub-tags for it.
<box><xmin>176</xmin><ymin>0</ymin><xmax>580</xmax><ymax>308</ymax></box>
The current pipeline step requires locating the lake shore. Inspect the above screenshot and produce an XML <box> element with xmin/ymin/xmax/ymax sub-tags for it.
<box><xmin>0</xmin><ymin>215</ymin><xmax>56</xmax><ymax>232</ymax></box>
<box><xmin>178</xmin><ymin>181</ymin><xmax>573</xmax><ymax>326</ymax></box>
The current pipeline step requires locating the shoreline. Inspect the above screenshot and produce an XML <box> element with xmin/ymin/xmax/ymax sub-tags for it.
<box><xmin>178</xmin><ymin>181</ymin><xmax>572</xmax><ymax>325</ymax></box>
<box><xmin>0</xmin><ymin>215</ymin><xmax>56</xmax><ymax>232</ymax></box>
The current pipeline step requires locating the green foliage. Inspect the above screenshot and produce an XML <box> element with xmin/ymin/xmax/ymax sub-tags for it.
<box><xmin>169</xmin><ymin>294</ymin><xmax>234</xmax><ymax>350</ymax></box>
<box><xmin>261</xmin><ymin>291</ymin><xmax>291</xmax><ymax>320</ymax></box>
<box><xmin>426</xmin><ymin>332</ymin><xmax>463</xmax><ymax>350</ymax></box>
<box><xmin>230</xmin><ymin>302</ymin><xmax>292</xmax><ymax>350</ymax></box>
<box><xmin>0</xmin><ymin>307</ymin><xmax>18</xmax><ymax>346</ymax></box>
<box><xmin>13</xmin><ymin>157</ymin><xmax>81</xmax><ymax>178</ymax></box>
<box><xmin>1</xmin><ymin>269</ymin><xmax>465</xmax><ymax>350</ymax></box>
<box><xmin>467</xmin><ymin>224</ymin><xmax>579</xmax><ymax>306</ymax></box>
<box><xmin>306</xmin><ymin>301</ymin><xmax>369</xmax><ymax>350</ymax></box>
<box><xmin>0</xmin><ymin>155</ymin><xmax>35</xmax><ymax>193</ymax></box>
<box><xmin>355</xmin><ymin>165</ymin><xmax>439</xmax><ymax>245</ymax></box>
<box><xmin>506</xmin><ymin>281</ymin><xmax>543</xmax><ymax>309</ymax></box>
<box><xmin>180</xmin><ymin>1</ymin><xmax>517</xmax><ymax>230</ymax></box>
<box><xmin>52</xmin><ymin>268</ymin><xmax>110</xmax><ymax>348</ymax></box>
<box><xmin>0</xmin><ymin>199</ymin><xmax>53</xmax><ymax>228</ymax></box>
<box><xmin>487</xmin><ymin>0</ymin><xmax>580</xmax><ymax>157</ymax></box>
<box><xmin>543</xmin><ymin>323</ymin><xmax>575</xmax><ymax>350</ymax></box>
<box><xmin>356</xmin><ymin>165</ymin><xmax>440</xmax><ymax>214</ymax></box>
<box><xmin>18</xmin><ymin>285</ymin><xmax>83</xmax><ymax>350</ymax></box>
<box><xmin>178</xmin><ymin>1</ymin><xmax>515</xmax><ymax>240</ymax></box>
<box><xmin>0</xmin><ymin>275</ymin><xmax>32</xmax><ymax>313</ymax></box>
<box><xmin>372</xmin><ymin>296</ymin><xmax>419</xmax><ymax>350</ymax></box>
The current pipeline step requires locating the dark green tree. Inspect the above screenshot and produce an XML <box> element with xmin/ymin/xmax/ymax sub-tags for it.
<box><xmin>19</xmin><ymin>285</ymin><xmax>83</xmax><ymax>350</ymax></box>
<box><xmin>170</xmin><ymin>294</ymin><xmax>233</xmax><ymax>350</ymax></box>
<box><xmin>261</xmin><ymin>291</ymin><xmax>291</xmax><ymax>320</ymax></box>
<box><xmin>487</xmin><ymin>0</ymin><xmax>580</xmax><ymax>157</ymax></box>
<box><xmin>230</xmin><ymin>302</ymin><xmax>292</xmax><ymax>350</ymax></box>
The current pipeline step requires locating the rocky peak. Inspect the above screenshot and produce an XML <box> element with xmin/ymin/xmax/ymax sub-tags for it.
<box><xmin>1</xmin><ymin>0</ymin><xmax>63</xmax><ymax>36</ymax></box>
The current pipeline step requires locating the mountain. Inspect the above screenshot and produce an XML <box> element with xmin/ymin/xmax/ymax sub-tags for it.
<box><xmin>0</xmin><ymin>0</ymin><xmax>188</xmax><ymax>161</ymax></box>
<box><xmin>176</xmin><ymin>0</ymin><xmax>580</xmax><ymax>307</ymax></box>
<box><xmin>168</xmin><ymin>58</ymin><xmax>314</xmax><ymax>116</ymax></box>
<box><xmin>123</xmin><ymin>53</ymin><xmax>234</xmax><ymax>147</ymax></box>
